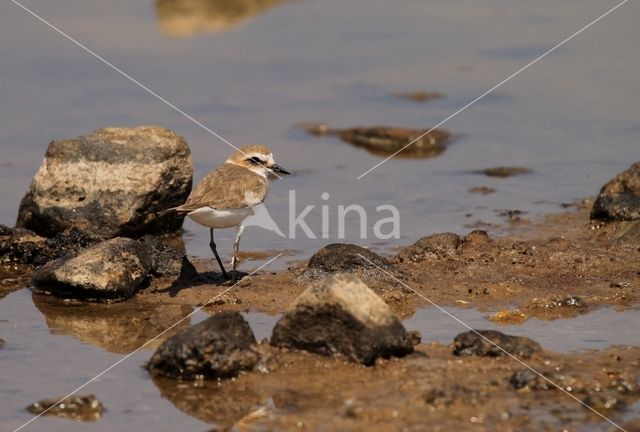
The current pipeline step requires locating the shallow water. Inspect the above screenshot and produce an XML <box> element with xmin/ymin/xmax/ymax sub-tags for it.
<box><xmin>1</xmin><ymin>0</ymin><xmax>639</xmax><ymax>264</ymax></box>
<box><xmin>1</xmin><ymin>289</ymin><xmax>638</xmax><ymax>431</ymax></box>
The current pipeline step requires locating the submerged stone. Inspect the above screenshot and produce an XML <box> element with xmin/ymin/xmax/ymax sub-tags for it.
<box><xmin>453</xmin><ymin>329</ymin><xmax>541</xmax><ymax>359</ymax></box>
<box><xmin>16</xmin><ymin>126</ymin><xmax>192</xmax><ymax>238</ymax></box>
<box><xmin>27</xmin><ymin>395</ymin><xmax>104</xmax><ymax>421</ymax></box>
<box><xmin>337</xmin><ymin>126</ymin><xmax>452</xmax><ymax>158</ymax></box>
<box><xmin>299</xmin><ymin>123</ymin><xmax>452</xmax><ymax>158</ymax></box>
<box><xmin>32</xmin><ymin>237</ymin><xmax>152</xmax><ymax>301</ymax></box>
<box><xmin>477</xmin><ymin>166</ymin><xmax>533</xmax><ymax>178</ymax></box>
<box><xmin>147</xmin><ymin>311</ymin><xmax>259</xmax><ymax>379</ymax></box>
<box><xmin>271</xmin><ymin>273</ymin><xmax>414</xmax><ymax>365</ymax></box>
<box><xmin>591</xmin><ymin>161</ymin><xmax>640</xmax><ymax>221</ymax></box>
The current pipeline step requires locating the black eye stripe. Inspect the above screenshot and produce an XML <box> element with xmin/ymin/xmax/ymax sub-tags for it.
<box><xmin>247</xmin><ymin>156</ymin><xmax>262</xmax><ymax>164</ymax></box>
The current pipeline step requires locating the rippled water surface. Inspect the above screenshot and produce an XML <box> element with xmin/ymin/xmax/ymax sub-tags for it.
<box><xmin>1</xmin><ymin>0</ymin><xmax>639</xmax><ymax>430</ymax></box>
<box><xmin>1</xmin><ymin>0</ymin><xmax>639</xmax><ymax>262</ymax></box>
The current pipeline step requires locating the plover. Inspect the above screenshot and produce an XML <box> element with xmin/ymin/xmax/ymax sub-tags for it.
<box><xmin>165</xmin><ymin>145</ymin><xmax>289</xmax><ymax>280</ymax></box>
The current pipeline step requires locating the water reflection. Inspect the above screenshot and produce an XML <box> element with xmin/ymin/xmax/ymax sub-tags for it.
<box><xmin>32</xmin><ymin>294</ymin><xmax>192</xmax><ymax>354</ymax></box>
<box><xmin>155</xmin><ymin>0</ymin><xmax>283</xmax><ymax>38</ymax></box>
<box><xmin>151</xmin><ymin>375</ymin><xmax>263</xmax><ymax>428</ymax></box>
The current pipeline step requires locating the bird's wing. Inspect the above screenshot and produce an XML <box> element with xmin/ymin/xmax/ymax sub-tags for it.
<box><xmin>175</xmin><ymin>164</ymin><xmax>268</xmax><ymax>212</ymax></box>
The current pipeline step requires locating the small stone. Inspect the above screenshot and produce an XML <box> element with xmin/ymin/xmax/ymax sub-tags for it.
<box><xmin>32</xmin><ymin>237</ymin><xmax>152</xmax><ymax>301</ymax></box>
<box><xmin>271</xmin><ymin>273</ymin><xmax>414</xmax><ymax>365</ymax></box>
<box><xmin>591</xmin><ymin>161</ymin><xmax>640</xmax><ymax>221</ymax></box>
<box><xmin>301</xmin><ymin>243</ymin><xmax>399</xmax><ymax>281</ymax></box>
<box><xmin>477</xmin><ymin>166</ymin><xmax>533</xmax><ymax>178</ymax></box>
<box><xmin>489</xmin><ymin>309</ymin><xmax>528</xmax><ymax>325</ymax></box>
<box><xmin>453</xmin><ymin>330</ymin><xmax>542</xmax><ymax>359</ymax></box>
<box><xmin>147</xmin><ymin>311</ymin><xmax>259</xmax><ymax>379</ymax></box>
<box><xmin>469</xmin><ymin>186</ymin><xmax>496</xmax><ymax>195</ymax></box>
<box><xmin>0</xmin><ymin>338</ymin><xmax>5</xmax><ymax>349</ymax></box>
<box><xmin>27</xmin><ymin>395</ymin><xmax>104</xmax><ymax>421</ymax></box>
<box><xmin>510</xmin><ymin>369</ymin><xmax>552</xmax><ymax>390</ymax></box>
<box><xmin>394</xmin><ymin>233</ymin><xmax>460</xmax><ymax>263</ymax></box>
<box><xmin>16</xmin><ymin>126</ymin><xmax>192</xmax><ymax>238</ymax></box>
<box><xmin>392</xmin><ymin>91</ymin><xmax>445</xmax><ymax>102</ymax></box>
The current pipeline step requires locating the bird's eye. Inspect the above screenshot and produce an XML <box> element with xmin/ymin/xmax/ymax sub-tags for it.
<box><xmin>247</xmin><ymin>156</ymin><xmax>262</xmax><ymax>165</ymax></box>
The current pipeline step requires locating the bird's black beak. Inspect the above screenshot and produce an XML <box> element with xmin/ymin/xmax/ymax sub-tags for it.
<box><xmin>270</xmin><ymin>164</ymin><xmax>290</xmax><ymax>175</ymax></box>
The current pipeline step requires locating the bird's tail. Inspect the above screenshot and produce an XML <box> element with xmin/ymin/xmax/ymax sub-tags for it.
<box><xmin>158</xmin><ymin>206</ymin><xmax>187</xmax><ymax>216</ymax></box>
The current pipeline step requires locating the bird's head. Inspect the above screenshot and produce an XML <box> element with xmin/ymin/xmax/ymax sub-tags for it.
<box><xmin>227</xmin><ymin>145</ymin><xmax>290</xmax><ymax>179</ymax></box>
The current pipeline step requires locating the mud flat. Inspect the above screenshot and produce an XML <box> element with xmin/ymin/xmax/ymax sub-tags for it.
<box><xmin>138</xmin><ymin>203</ymin><xmax>639</xmax><ymax>321</ymax></box>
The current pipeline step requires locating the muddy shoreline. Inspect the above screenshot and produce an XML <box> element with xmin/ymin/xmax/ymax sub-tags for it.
<box><xmin>2</xmin><ymin>203</ymin><xmax>640</xmax><ymax>430</ymax></box>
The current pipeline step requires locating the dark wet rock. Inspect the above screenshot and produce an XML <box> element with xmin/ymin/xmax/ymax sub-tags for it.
<box><xmin>27</xmin><ymin>395</ymin><xmax>104</xmax><ymax>421</ymax></box>
<box><xmin>147</xmin><ymin>311</ymin><xmax>259</xmax><ymax>379</ymax></box>
<box><xmin>32</xmin><ymin>237</ymin><xmax>152</xmax><ymax>301</ymax></box>
<box><xmin>156</xmin><ymin>0</ymin><xmax>283</xmax><ymax>38</ymax></box>
<box><xmin>394</xmin><ymin>233</ymin><xmax>461</xmax><ymax>263</ymax></box>
<box><xmin>139</xmin><ymin>235</ymin><xmax>185</xmax><ymax>277</ymax></box>
<box><xmin>16</xmin><ymin>126</ymin><xmax>192</xmax><ymax>238</ymax></box>
<box><xmin>33</xmin><ymin>295</ymin><xmax>192</xmax><ymax>354</ymax></box>
<box><xmin>392</xmin><ymin>91</ymin><xmax>445</xmax><ymax>102</ymax></box>
<box><xmin>0</xmin><ymin>225</ymin><xmax>46</xmax><ymax>264</ymax></box>
<box><xmin>469</xmin><ymin>186</ymin><xmax>496</xmax><ymax>195</ymax></box>
<box><xmin>271</xmin><ymin>274</ymin><xmax>414</xmax><ymax>365</ymax></box>
<box><xmin>510</xmin><ymin>369</ymin><xmax>553</xmax><ymax>390</ymax></box>
<box><xmin>453</xmin><ymin>330</ymin><xmax>542</xmax><ymax>359</ymax></box>
<box><xmin>477</xmin><ymin>166</ymin><xmax>533</xmax><ymax>178</ymax></box>
<box><xmin>299</xmin><ymin>123</ymin><xmax>452</xmax><ymax>158</ymax></box>
<box><xmin>337</xmin><ymin>126</ymin><xmax>452</xmax><ymax>158</ymax></box>
<box><xmin>300</xmin><ymin>243</ymin><xmax>399</xmax><ymax>281</ymax></box>
<box><xmin>591</xmin><ymin>161</ymin><xmax>640</xmax><ymax>221</ymax></box>
<box><xmin>0</xmin><ymin>225</ymin><xmax>97</xmax><ymax>267</ymax></box>
<box><xmin>408</xmin><ymin>330</ymin><xmax>422</xmax><ymax>346</ymax></box>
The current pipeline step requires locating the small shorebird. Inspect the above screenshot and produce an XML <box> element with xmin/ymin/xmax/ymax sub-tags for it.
<box><xmin>166</xmin><ymin>145</ymin><xmax>289</xmax><ymax>280</ymax></box>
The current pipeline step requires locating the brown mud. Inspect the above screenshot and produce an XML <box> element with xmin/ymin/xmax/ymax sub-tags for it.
<box><xmin>137</xmin><ymin>203</ymin><xmax>639</xmax><ymax>322</ymax></box>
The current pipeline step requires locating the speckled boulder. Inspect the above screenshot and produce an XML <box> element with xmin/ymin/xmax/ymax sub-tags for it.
<box><xmin>271</xmin><ymin>273</ymin><xmax>414</xmax><ymax>365</ymax></box>
<box><xmin>591</xmin><ymin>162</ymin><xmax>640</xmax><ymax>221</ymax></box>
<box><xmin>16</xmin><ymin>126</ymin><xmax>192</xmax><ymax>238</ymax></box>
<box><xmin>32</xmin><ymin>237</ymin><xmax>152</xmax><ymax>301</ymax></box>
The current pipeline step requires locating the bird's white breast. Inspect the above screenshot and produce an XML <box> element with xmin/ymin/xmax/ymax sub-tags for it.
<box><xmin>187</xmin><ymin>206</ymin><xmax>254</xmax><ymax>229</ymax></box>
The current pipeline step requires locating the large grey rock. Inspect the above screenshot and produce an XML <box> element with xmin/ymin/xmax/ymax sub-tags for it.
<box><xmin>453</xmin><ymin>330</ymin><xmax>542</xmax><ymax>359</ymax></box>
<box><xmin>271</xmin><ymin>274</ymin><xmax>414</xmax><ymax>365</ymax></box>
<box><xmin>147</xmin><ymin>311</ymin><xmax>259</xmax><ymax>379</ymax></box>
<box><xmin>32</xmin><ymin>237</ymin><xmax>152</xmax><ymax>301</ymax></box>
<box><xmin>16</xmin><ymin>126</ymin><xmax>192</xmax><ymax>238</ymax></box>
<box><xmin>591</xmin><ymin>161</ymin><xmax>640</xmax><ymax>221</ymax></box>
<box><xmin>300</xmin><ymin>243</ymin><xmax>400</xmax><ymax>282</ymax></box>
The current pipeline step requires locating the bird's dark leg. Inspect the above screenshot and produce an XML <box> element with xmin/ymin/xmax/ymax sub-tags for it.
<box><xmin>209</xmin><ymin>228</ymin><xmax>229</xmax><ymax>279</ymax></box>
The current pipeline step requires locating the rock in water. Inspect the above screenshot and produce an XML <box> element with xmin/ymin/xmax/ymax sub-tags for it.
<box><xmin>300</xmin><ymin>243</ymin><xmax>399</xmax><ymax>282</ymax></box>
<box><xmin>453</xmin><ymin>330</ymin><xmax>541</xmax><ymax>359</ymax></box>
<box><xmin>32</xmin><ymin>237</ymin><xmax>152</xmax><ymax>301</ymax></box>
<box><xmin>16</xmin><ymin>126</ymin><xmax>192</xmax><ymax>238</ymax></box>
<box><xmin>27</xmin><ymin>395</ymin><xmax>104</xmax><ymax>421</ymax></box>
<box><xmin>591</xmin><ymin>161</ymin><xmax>640</xmax><ymax>221</ymax></box>
<box><xmin>337</xmin><ymin>126</ymin><xmax>452</xmax><ymax>159</ymax></box>
<box><xmin>147</xmin><ymin>311</ymin><xmax>259</xmax><ymax>379</ymax></box>
<box><xmin>271</xmin><ymin>274</ymin><xmax>414</xmax><ymax>365</ymax></box>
